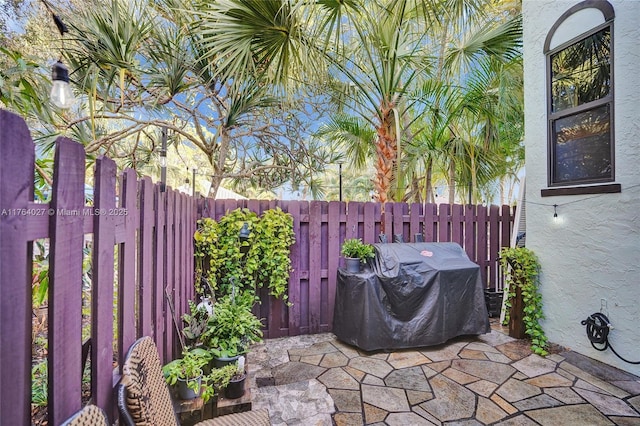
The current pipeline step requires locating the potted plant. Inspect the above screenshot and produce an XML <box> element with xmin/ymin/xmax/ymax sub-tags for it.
<box><xmin>163</xmin><ymin>348</ymin><xmax>210</xmax><ymax>400</ymax></box>
<box><xmin>224</xmin><ymin>356</ymin><xmax>246</xmax><ymax>399</ymax></box>
<box><xmin>182</xmin><ymin>300</ymin><xmax>211</xmax><ymax>348</ymax></box>
<box><xmin>341</xmin><ymin>238</ymin><xmax>375</xmax><ymax>273</ymax></box>
<box><xmin>499</xmin><ymin>247</ymin><xmax>548</xmax><ymax>356</ymax></box>
<box><xmin>202</xmin><ymin>292</ymin><xmax>264</xmax><ymax>367</ymax></box>
<box><xmin>200</xmin><ymin>363</ymin><xmax>237</xmax><ymax>404</ymax></box>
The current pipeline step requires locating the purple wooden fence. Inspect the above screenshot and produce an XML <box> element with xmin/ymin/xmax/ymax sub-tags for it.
<box><xmin>198</xmin><ymin>198</ymin><xmax>514</xmax><ymax>339</ymax></box>
<box><xmin>0</xmin><ymin>110</ymin><xmax>513</xmax><ymax>425</ymax></box>
<box><xmin>0</xmin><ymin>110</ymin><xmax>196</xmax><ymax>425</ymax></box>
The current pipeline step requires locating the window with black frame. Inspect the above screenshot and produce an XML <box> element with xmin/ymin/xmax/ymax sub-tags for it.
<box><xmin>547</xmin><ymin>23</ymin><xmax>613</xmax><ymax>187</ymax></box>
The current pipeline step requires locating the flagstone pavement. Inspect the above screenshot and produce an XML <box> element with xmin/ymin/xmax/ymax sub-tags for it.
<box><xmin>246</xmin><ymin>321</ymin><xmax>640</xmax><ymax>425</ymax></box>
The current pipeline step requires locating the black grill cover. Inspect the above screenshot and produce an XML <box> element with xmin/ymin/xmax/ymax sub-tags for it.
<box><xmin>333</xmin><ymin>242</ymin><xmax>490</xmax><ymax>351</ymax></box>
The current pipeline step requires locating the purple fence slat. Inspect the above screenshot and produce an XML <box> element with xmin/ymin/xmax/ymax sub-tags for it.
<box><xmin>465</xmin><ymin>204</ymin><xmax>477</xmax><ymax>262</ymax></box>
<box><xmin>438</xmin><ymin>203</ymin><xmax>450</xmax><ymax>242</ymax></box>
<box><xmin>48</xmin><ymin>138</ymin><xmax>86</xmax><ymax>425</ymax></box>
<box><xmin>0</xmin><ymin>110</ymin><xmax>34</xmax><ymax>425</ymax></box>
<box><xmin>392</xmin><ymin>202</ymin><xmax>404</xmax><ymax>239</ymax></box>
<box><xmin>138</xmin><ymin>177</ymin><xmax>154</xmax><ymax>338</ymax></box>
<box><xmin>91</xmin><ymin>156</ymin><xmax>116</xmax><ymax>422</ymax></box>
<box><xmin>308</xmin><ymin>201</ymin><xmax>322</xmax><ymax>333</ymax></box>
<box><xmin>288</xmin><ymin>201</ymin><xmax>302</xmax><ymax>335</ymax></box>
<box><xmin>452</xmin><ymin>204</ymin><xmax>464</xmax><ymax>245</ymax></box>
<box><xmin>118</xmin><ymin>169</ymin><xmax>138</xmax><ymax>368</ymax></box>
<box><xmin>363</xmin><ymin>202</ymin><xmax>376</xmax><ymax>244</ymax></box>
<box><xmin>424</xmin><ymin>203</ymin><xmax>436</xmax><ymax>242</ymax></box>
<box><xmin>477</xmin><ymin>205</ymin><xmax>489</xmax><ymax>286</ymax></box>
<box><xmin>327</xmin><ymin>201</ymin><xmax>341</xmax><ymax>327</ymax></box>
<box><xmin>154</xmin><ymin>186</ymin><xmax>166</xmax><ymax>363</ymax></box>
<box><xmin>165</xmin><ymin>190</ymin><xmax>176</xmax><ymax>357</ymax></box>
<box><xmin>409</xmin><ymin>203</ymin><xmax>421</xmax><ymax>241</ymax></box>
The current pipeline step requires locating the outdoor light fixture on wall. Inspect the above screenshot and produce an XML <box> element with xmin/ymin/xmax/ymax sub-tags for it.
<box><xmin>553</xmin><ymin>204</ymin><xmax>558</xmax><ymax>221</ymax></box>
<box><xmin>41</xmin><ymin>0</ymin><xmax>75</xmax><ymax>109</ymax></box>
<box><xmin>239</xmin><ymin>222</ymin><xmax>250</xmax><ymax>254</ymax></box>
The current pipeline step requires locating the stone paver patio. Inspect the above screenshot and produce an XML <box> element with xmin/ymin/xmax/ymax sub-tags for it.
<box><xmin>247</xmin><ymin>321</ymin><xmax>640</xmax><ymax>425</ymax></box>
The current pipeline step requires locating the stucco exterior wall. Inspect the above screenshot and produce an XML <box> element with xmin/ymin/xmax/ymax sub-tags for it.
<box><xmin>523</xmin><ymin>0</ymin><xmax>640</xmax><ymax>376</ymax></box>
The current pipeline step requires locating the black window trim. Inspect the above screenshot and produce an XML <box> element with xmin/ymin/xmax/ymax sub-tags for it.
<box><xmin>542</xmin><ymin>0</ymin><xmax>617</xmax><ymax>196</ymax></box>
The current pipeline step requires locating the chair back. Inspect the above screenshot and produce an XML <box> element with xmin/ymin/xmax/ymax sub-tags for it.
<box><xmin>119</xmin><ymin>336</ymin><xmax>179</xmax><ymax>426</ymax></box>
<box><xmin>60</xmin><ymin>405</ymin><xmax>109</xmax><ymax>426</ymax></box>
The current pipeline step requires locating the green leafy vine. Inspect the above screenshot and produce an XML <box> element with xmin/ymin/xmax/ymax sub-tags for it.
<box><xmin>194</xmin><ymin>207</ymin><xmax>295</xmax><ymax>302</ymax></box>
<box><xmin>499</xmin><ymin>247</ymin><xmax>548</xmax><ymax>356</ymax></box>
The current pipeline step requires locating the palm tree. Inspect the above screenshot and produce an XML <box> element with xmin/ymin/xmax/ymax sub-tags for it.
<box><xmin>193</xmin><ymin>0</ymin><xmax>523</xmax><ymax>203</ymax></box>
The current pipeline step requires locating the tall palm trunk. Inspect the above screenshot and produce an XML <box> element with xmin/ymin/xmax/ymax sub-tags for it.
<box><xmin>425</xmin><ymin>157</ymin><xmax>434</xmax><ymax>203</ymax></box>
<box><xmin>373</xmin><ymin>103</ymin><xmax>397</xmax><ymax>203</ymax></box>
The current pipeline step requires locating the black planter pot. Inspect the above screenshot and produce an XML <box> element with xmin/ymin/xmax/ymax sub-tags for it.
<box><xmin>484</xmin><ymin>290</ymin><xmax>504</xmax><ymax>318</ymax></box>
<box><xmin>345</xmin><ymin>257</ymin><xmax>361</xmax><ymax>273</ymax></box>
<box><xmin>214</xmin><ymin>354</ymin><xmax>240</xmax><ymax>368</ymax></box>
<box><xmin>224</xmin><ymin>374</ymin><xmax>246</xmax><ymax>399</ymax></box>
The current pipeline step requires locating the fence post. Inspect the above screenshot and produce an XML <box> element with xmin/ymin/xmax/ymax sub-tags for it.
<box><xmin>91</xmin><ymin>155</ymin><xmax>116</xmax><ymax>421</ymax></box>
<box><xmin>0</xmin><ymin>110</ymin><xmax>35</xmax><ymax>426</ymax></box>
<box><xmin>48</xmin><ymin>138</ymin><xmax>86</xmax><ymax>425</ymax></box>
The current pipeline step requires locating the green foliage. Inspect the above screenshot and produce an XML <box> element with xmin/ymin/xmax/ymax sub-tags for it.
<box><xmin>31</xmin><ymin>361</ymin><xmax>48</xmax><ymax>407</ymax></box>
<box><xmin>251</xmin><ymin>208</ymin><xmax>295</xmax><ymax>300</ymax></box>
<box><xmin>341</xmin><ymin>238</ymin><xmax>375</xmax><ymax>263</ymax></box>
<box><xmin>194</xmin><ymin>207</ymin><xmax>295</xmax><ymax>301</ymax></box>
<box><xmin>182</xmin><ymin>300</ymin><xmax>211</xmax><ymax>347</ymax></box>
<box><xmin>162</xmin><ymin>348</ymin><xmax>209</xmax><ymax>391</ymax></box>
<box><xmin>200</xmin><ymin>363</ymin><xmax>236</xmax><ymax>403</ymax></box>
<box><xmin>202</xmin><ymin>292</ymin><xmax>263</xmax><ymax>359</ymax></box>
<box><xmin>500</xmin><ymin>247</ymin><xmax>548</xmax><ymax>356</ymax></box>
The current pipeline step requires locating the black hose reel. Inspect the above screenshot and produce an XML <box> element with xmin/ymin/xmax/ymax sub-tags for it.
<box><xmin>581</xmin><ymin>313</ymin><xmax>640</xmax><ymax>365</ymax></box>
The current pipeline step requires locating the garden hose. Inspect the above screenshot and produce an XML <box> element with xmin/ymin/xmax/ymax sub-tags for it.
<box><xmin>581</xmin><ymin>313</ymin><xmax>640</xmax><ymax>364</ymax></box>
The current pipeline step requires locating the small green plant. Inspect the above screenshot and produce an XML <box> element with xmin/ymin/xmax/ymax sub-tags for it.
<box><xmin>202</xmin><ymin>292</ymin><xmax>264</xmax><ymax>359</ymax></box>
<box><xmin>162</xmin><ymin>348</ymin><xmax>210</xmax><ymax>392</ymax></box>
<box><xmin>500</xmin><ymin>247</ymin><xmax>548</xmax><ymax>356</ymax></box>
<box><xmin>341</xmin><ymin>238</ymin><xmax>375</xmax><ymax>263</ymax></box>
<box><xmin>200</xmin><ymin>363</ymin><xmax>237</xmax><ymax>403</ymax></box>
<box><xmin>182</xmin><ymin>300</ymin><xmax>211</xmax><ymax>347</ymax></box>
<box><xmin>31</xmin><ymin>361</ymin><xmax>48</xmax><ymax>407</ymax></box>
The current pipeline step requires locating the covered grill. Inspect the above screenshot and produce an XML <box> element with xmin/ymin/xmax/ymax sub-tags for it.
<box><xmin>333</xmin><ymin>242</ymin><xmax>490</xmax><ymax>351</ymax></box>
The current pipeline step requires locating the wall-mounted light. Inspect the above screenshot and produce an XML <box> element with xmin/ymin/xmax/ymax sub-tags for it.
<box><xmin>553</xmin><ymin>204</ymin><xmax>558</xmax><ymax>220</ymax></box>
<box><xmin>239</xmin><ymin>222</ymin><xmax>250</xmax><ymax>254</ymax></box>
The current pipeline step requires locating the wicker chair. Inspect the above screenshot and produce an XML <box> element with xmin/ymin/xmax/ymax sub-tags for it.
<box><xmin>60</xmin><ymin>405</ymin><xmax>109</xmax><ymax>426</ymax></box>
<box><xmin>118</xmin><ymin>336</ymin><xmax>270</xmax><ymax>426</ymax></box>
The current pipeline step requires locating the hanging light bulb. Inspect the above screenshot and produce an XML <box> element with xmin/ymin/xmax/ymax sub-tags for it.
<box><xmin>50</xmin><ymin>60</ymin><xmax>75</xmax><ymax>109</ymax></box>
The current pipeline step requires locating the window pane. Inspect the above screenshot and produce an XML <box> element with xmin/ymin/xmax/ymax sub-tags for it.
<box><xmin>551</xmin><ymin>28</ymin><xmax>610</xmax><ymax>112</ymax></box>
<box><xmin>553</xmin><ymin>105</ymin><xmax>611</xmax><ymax>184</ymax></box>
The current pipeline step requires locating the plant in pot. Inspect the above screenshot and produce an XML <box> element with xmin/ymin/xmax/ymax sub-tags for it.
<box><xmin>224</xmin><ymin>356</ymin><xmax>247</xmax><ymax>399</ymax></box>
<box><xmin>341</xmin><ymin>238</ymin><xmax>375</xmax><ymax>273</ymax></box>
<box><xmin>200</xmin><ymin>363</ymin><xmax>237</xmax><ymax>404</ymax></box>
<box><xmin>202</xmin><ymin>291</ymin><xmax>264</xmax><ymax>367</ymax></box>
<box><xmin>182</xmin><ymin>300</ymin><xmax>212</xmax><ymax>348</ymax></box>
<box><xmin>162</xmin><ymin>348</ymin><xmax>211</xmax><ymax>400</ymax></box>
<box><xmin>499</xmin><ymin>247</ymin><xmax>548</xmax><ymax>356</ymax></box>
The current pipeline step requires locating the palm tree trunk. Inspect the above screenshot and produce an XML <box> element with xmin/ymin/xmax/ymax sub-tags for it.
<box><xmin>425</xmin><ymin>157</ymin><xmax>434</xmax><ymax>203</ymax></box>
<box><xmin>373</xmin><ymin>104</ymin><xmax>397</xmax><ymax>203</ymax></box>
<box><xmin>448</xmin><ymin>157</ymin><xmax>455</xmax><ymax>204</ymax></box>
